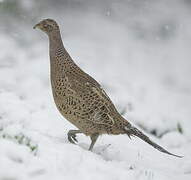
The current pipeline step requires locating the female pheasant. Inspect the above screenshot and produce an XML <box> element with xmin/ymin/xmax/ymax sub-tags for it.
<box><xmin>34</xmin><ymin>19</ymin><xmax>182</xmax><ymax>157</ymax></box>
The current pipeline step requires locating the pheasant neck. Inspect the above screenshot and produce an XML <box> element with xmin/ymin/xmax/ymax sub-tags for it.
<box><xmin>48</xmin><ymin>30</ymin><xmax>72</xmax><ymax>74</ymax></box>
<box><xmin>49</xmin><ymin>30</ymin><xmax>66</xmax><ymax>58</ymax></box>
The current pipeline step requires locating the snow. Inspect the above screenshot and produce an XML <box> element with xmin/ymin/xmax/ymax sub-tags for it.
<box><xmin>0</xmin><ymin>0</ymin><xmax>191</xmax><ymax>179</ymax></box>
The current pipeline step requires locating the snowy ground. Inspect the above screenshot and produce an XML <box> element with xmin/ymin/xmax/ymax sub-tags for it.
<box><xmin>0</xmin><ymin>0</ymin><xmax>191</xmax><ymax>180</ymax></box>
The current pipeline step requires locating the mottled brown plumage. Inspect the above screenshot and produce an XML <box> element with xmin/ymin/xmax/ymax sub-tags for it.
<box><xmin>34</xmin><ymin>19</ymin><xmax>182</xmax><ymax>157</ymax></box>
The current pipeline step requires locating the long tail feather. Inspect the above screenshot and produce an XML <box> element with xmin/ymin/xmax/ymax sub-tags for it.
<box><xmin>124</xmin><ymin>125</ymin><xmax>183</xmax><ymax>158</ymax></box>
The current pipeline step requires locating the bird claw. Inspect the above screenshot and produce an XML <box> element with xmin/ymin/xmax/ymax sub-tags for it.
<box><xmin>68</xmin><ymin>133</ymin><xmax>78</xmax><ymax>144</ymax></box>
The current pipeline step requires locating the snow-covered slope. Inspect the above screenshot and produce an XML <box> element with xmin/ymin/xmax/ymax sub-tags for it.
<box><xmin>0</xmin><ymin>0</ymin><xmax>191</xmax><ymax>179</ymax></box>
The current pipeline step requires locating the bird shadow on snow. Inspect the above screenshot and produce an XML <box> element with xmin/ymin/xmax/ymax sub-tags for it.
<box><xmin>78</xmin><ymin>142</ymin><xmax>111</xmax><ymax>154</ymax></box>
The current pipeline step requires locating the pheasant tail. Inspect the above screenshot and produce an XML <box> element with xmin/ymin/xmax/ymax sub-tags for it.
<box><xmin>124</xmin><ymin>124</ymin><xmax>183</xmax><ymax>158</ymax></box>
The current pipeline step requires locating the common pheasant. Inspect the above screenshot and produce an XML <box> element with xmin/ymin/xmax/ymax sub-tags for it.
<box><xmin>34</xmin><ymin>19</ymin><xmax>182</xmax><ymax>157</ymax></box>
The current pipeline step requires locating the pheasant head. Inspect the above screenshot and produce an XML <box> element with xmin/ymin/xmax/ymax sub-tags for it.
<box><xmin>33</xmin><ymin>19</ymin><xmax>59</xmax><ymax>34</ymax></box>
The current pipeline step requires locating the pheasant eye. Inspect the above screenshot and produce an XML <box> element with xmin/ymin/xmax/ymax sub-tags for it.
<box><xmin>43</xmin><ymin>24</ymin><xmax>48</xmax><ymax>28</ymax></box>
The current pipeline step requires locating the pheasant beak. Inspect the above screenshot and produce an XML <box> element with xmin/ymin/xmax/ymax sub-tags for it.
<box><xmin>33</xmin><ymin>23</ymin><xmax>41</xmax><ymax>29</ymax></box>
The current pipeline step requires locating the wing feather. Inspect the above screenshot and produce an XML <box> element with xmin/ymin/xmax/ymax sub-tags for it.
<box><xmin>66</xmin><ymin>70</ymin><xmax>118</xmax><ymax>126</ymax></box>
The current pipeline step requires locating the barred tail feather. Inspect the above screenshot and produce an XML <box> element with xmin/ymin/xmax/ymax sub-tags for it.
<box><xmin>124</xmin><ymin>125</ymin><xmax>183</xmax><ymax>158</ymax></box>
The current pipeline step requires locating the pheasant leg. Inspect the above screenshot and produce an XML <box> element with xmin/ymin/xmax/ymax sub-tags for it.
<box><xmin>67</xmin><ymin>130</ymin><xmax>82</xmax><ymax>144</ymax></box>
<box><xmin>89</xmin><ymin>133</ymin><xmax>99</xmax><ymax>151</ymax></box>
